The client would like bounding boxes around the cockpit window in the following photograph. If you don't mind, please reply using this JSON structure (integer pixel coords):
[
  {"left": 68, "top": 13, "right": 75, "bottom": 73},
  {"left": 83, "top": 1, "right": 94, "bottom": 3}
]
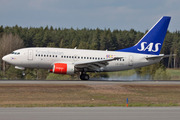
[{"left": 11, "top": 52, "right": 20, "bottom": 55}]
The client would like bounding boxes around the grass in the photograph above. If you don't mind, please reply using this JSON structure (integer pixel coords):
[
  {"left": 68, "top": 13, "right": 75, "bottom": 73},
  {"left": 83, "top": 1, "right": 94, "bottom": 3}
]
[
  {"left": 167, "top": 68, "right": 180, "bottom": 80},
  {"left": 108, "top": 68, "right": 180, "bottom": 80},
  {"left": 0, "top": 84, "right": 180, "bottom": 107}
]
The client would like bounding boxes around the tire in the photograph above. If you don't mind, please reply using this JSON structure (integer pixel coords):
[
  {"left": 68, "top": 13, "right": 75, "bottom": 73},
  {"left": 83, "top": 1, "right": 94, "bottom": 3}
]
[
  {"left": 84, "top": 74, "right": 89, "bottom": 80},
  {"left": 80, "top": 74, "right": 83, "bottom": 80},
  {"left": 80, "top": 74, "right": 89, "bottom": 80}
]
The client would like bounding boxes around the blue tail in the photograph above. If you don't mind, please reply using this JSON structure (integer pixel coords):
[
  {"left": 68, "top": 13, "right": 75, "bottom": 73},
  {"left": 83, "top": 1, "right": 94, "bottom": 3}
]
[{"left": 116, "top": 16, "right": 171, "bottom": 55}]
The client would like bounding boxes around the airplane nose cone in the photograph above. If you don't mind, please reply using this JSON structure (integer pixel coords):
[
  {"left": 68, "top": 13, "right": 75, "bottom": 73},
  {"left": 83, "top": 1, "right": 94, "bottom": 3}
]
[
  {"left": 2, "top": 56, "right": 5, "bottom": 61},
  {"left": 2, "top": 55, "right": 8, "bottom": 62}
]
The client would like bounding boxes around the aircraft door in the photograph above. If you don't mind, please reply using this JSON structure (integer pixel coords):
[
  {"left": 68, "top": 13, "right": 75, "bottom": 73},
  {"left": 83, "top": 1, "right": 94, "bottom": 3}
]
[
  {"left": 28, "top": 50, "right": 33, "bottom": 60},
  {"left": 128, "top": 55, "right": 133, "bottom": 66}
]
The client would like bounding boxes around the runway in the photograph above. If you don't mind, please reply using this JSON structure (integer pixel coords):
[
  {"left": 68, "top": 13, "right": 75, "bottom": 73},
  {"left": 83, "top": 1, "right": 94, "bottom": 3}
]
[
  {"left": 0, "top": 80, "right": 180, "bottom": 85},
  {"left": 0, "top": 81, "right": 180, "bottom": 120},
  {"left": 0, "top": 107, "right": 180, "bottom": 120}
]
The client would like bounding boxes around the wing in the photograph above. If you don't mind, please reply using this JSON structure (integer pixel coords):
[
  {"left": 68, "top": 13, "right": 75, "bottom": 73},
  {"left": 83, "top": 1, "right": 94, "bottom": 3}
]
[{"left": 74, "top": 57, "right": 123, "bottom": 72}]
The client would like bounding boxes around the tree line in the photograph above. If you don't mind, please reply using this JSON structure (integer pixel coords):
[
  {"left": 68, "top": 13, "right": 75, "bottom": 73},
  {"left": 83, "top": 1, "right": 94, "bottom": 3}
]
[{"left": 0, "top": 25, "right": 179, "bottom": 80}]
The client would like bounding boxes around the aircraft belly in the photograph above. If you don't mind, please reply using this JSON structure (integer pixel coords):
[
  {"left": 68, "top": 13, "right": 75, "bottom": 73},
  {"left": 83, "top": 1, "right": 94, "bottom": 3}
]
[
  {"left": 19, "top": 61, "right": 52, "bottom": 69},
  {"left": 35, "top": 61, "right": 52, "bottom": 69}
]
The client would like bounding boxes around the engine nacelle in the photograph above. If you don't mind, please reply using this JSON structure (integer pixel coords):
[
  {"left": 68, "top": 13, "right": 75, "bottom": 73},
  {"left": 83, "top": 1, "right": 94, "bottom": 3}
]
[{"left": 52, "top": 63, "right": 74, "bottom": 75}]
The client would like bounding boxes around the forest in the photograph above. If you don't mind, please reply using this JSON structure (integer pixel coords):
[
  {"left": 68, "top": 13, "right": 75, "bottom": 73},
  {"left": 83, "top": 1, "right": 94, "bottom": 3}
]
[{"left": 0, "top": 25, "right": 179, "bottom": 80}]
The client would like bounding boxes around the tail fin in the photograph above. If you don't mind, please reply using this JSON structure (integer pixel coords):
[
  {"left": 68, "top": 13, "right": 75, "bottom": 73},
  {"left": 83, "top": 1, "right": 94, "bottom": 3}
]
[{"left": 116, "top": 16, "right": 171, "bottom": 55}]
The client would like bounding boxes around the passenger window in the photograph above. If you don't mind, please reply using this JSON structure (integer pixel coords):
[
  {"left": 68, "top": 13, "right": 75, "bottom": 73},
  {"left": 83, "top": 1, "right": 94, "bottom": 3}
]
[
  {"left": 72, "top": 56, "right": 74, "bottom": 58},
  {"left": 41, "top": 55, "right": 43, "bottom": 57},
  {"left": 47, "top": 55, "right": 48, "bottom": 57},
  {"left": 78, "top": 56, "right": 80, "bottom": 59},
  {"left": 69, "top": 56, "right": 71, "bottom": 58},
  {"left": 50, "top": 55, "right": 51, "bottom": 57},
  {"left": 44, "top": 55, "right": 46, "bottom": 57},
  {"left": 81, "top": 57, "right": 83, "bottom": 59},
  {"left": 11, "top": 52, "right": 14, "bottom": 54},
  {"left": 75, "top": 56, "right": 76, "bottom": 58},
  {"left": 53, "top": 55, "right": 54, "bottom": 57},
  {"left": 38, "top": 54, "right": 40, "bottom": 57},
  {"left": 90, "top": 57, "right": 91, "bottom": 59},
  {"left": 61, "top": 56, "right": 63, "bottom": 58},
  {"left": 95, "top": 57, "right": 97, "bottom": 60},
  {"left": 36, "top": 54, "right": 37, "bottom": 56},
  {"left": 98, "top": 58, "right": 100, "bottom": 60},
  {"left": 64, "top": 56, "right": 66, "bottom": 58},
  {"left": 84, "top": 57, "right": 86, "bottom": 59},
  {"left": 93, "top": 57, "right": 94, "bottom": 59},
  {"left": 67, "top": 56, "right": 68, "bottom": 58},
  {"left": 56, "top": 55, "right": 57, "bottom": 57}
]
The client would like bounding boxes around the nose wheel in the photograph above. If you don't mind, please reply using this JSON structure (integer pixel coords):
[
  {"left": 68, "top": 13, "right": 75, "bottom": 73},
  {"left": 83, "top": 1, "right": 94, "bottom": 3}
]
[
  {"left": 80, "top": 74, "right": 89, "bottom": 80},
  {"left": 22, "top": 71, "right": 25, "bottom": 76}
]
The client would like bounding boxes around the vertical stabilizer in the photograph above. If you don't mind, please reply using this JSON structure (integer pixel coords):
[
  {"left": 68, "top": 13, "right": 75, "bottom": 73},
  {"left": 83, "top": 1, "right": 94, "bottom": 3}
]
[{"left": 116, "top": 16, "right": 171, "bottom": 55}]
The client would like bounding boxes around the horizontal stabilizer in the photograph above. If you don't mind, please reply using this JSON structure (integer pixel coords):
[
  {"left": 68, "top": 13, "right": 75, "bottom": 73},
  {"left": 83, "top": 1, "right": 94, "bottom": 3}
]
[{"left": 145, "top": 54, "right": 176, "bottom": 60}]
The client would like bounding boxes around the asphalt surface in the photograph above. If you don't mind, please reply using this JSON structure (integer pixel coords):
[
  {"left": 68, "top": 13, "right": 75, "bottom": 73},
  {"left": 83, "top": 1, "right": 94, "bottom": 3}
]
[
  {"left": 0, "top": 81, "right": 180, "bottom": 120},
  {"left": 0, "top": 80, "right": 180, "bottom": 85},
  {"left": 0, "top": 107, "right": 180, "bottom": 120}
]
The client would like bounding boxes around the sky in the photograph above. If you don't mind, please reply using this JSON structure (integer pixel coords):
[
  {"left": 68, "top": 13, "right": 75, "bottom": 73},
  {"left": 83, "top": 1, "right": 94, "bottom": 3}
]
[{"left": 0, "top": 0, "right": 180, "bottom": 32}]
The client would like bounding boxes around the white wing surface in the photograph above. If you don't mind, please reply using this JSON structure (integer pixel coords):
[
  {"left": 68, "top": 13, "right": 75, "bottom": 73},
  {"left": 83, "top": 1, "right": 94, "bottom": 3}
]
[{"left": 74, "top": 57, "right": 123, "bottom": 71}]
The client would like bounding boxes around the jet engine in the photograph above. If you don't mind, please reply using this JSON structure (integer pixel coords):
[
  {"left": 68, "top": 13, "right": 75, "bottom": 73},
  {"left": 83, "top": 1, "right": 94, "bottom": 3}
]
[{"left": 49, "top": 63, "right": 74, "bottom": 75}]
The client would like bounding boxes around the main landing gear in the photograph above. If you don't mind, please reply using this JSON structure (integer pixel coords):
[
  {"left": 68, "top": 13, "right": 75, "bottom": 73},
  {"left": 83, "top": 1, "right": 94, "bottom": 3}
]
[{"left": 80, "top": 73, "right": 89, "bottom": 80}]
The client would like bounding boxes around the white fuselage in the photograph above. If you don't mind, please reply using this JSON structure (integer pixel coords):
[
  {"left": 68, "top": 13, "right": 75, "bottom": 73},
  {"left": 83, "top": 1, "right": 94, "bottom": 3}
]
[{"left": 2, "top": 47, "right": 161, "bottom": 72}]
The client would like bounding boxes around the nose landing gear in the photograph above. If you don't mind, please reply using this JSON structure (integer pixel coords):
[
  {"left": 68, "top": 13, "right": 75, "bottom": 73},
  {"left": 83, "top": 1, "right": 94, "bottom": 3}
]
[{"left": 22, "top": 71, "right": 25, "bottom": 76}]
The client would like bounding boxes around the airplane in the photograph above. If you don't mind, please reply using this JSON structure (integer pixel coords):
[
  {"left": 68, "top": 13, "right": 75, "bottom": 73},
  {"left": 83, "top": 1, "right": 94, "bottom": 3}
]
[{"left": 2, "top": 16, "right": 172, "bottom": 80}]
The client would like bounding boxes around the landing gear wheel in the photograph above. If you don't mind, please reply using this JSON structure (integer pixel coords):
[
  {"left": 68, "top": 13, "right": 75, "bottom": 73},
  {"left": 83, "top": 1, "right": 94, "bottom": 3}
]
[
  {"left": 22, "top": 71, "right": 25, "bottom": 76},
  {"left": 80, "top": 74, "right": 89, "bottom": 80},
  {"left": 80, "top": 74, "right": 83, "bottom": 80},
  {"left": 84, "top": 74, "right": 89, "bottom": 80}
]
